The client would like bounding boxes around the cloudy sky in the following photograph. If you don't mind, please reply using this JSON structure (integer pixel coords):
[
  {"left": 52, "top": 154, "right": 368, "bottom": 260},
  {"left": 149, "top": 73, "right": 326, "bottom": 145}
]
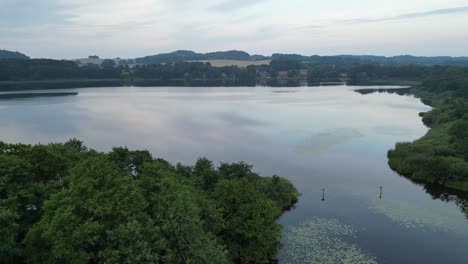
[{"left": 1, "top": 0, "right": 468, "bottom": 59}]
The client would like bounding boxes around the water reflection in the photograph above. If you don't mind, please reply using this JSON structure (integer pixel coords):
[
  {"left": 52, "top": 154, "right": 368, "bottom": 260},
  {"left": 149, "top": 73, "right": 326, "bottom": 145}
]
[
  {"left": 295, "top": 128, "right": 364, "bottom": 155},
  {"left": 423, "top": 183, "right": 468, "bottom": 221},
  {"left": 356, "top": 88, "right": 468, "bottom": 222},
  {"left": 0, "top": 92, "right": 78, "bottom": 100},
  {"left": 354, "top": 87, "right": 411, "bottom": 96},
  {"left": 0, "top": 86, "right": 466, "bottom": 263}
]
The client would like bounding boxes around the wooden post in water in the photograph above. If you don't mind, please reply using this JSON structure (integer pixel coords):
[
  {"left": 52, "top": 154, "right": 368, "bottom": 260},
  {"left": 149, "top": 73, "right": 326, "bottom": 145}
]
[
  {"left": 322, "top": 188, "right": 325, "bottom": 201},
  {"left": 379, "top": 186, "right": 383, "bottom": 199}
]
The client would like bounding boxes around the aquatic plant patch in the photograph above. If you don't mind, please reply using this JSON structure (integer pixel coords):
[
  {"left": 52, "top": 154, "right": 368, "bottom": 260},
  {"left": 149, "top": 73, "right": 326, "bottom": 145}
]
[{"left": 281, "top": 218, "right": 378, "bottom": 264}]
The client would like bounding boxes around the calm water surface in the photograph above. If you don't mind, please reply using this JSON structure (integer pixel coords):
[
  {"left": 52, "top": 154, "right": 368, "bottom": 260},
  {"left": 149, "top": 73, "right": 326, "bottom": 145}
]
[{"left": 0, "top": 86, "right": 467, "bottom": 263}]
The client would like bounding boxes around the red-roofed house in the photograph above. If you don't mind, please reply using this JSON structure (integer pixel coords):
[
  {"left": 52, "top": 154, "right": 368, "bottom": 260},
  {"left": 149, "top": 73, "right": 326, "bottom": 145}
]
[
  {"left": 259, "top": 71, "right": 271, "bottom": 78},
  {"left": 277, "top": 71, "right": 289, "bottom": 79}
]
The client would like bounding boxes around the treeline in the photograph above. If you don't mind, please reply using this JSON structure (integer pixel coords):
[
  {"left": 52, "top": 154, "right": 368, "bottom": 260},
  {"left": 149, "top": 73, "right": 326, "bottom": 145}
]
[
  {"left": 0, "top": 59, "right": 121, "bottom": 81},
  {"left": 132, "top": 62, "right": 258, "bottom": 86},
  {"left": 0, "top": 57, "right": 459, "bottom": 90},
  {"left": 271, "top": 54, "right": 468, "bottom": 67},
  {"left": 265, "top": 60, "right": 450, "bottom": 85},
  {"left": 308, "top": 63, "right": 448, "bottom": 85},
  {"left": 0, "top": 139, "right": 299, "bottom": 263},
  {"left": 388, "top": 67, "right": 468, "bottom": 191}
]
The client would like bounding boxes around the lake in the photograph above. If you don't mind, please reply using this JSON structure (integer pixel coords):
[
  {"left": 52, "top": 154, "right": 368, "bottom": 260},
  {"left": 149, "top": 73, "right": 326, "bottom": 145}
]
[{"left": 0, "top": 86, "right": 467, "bottom": 263}]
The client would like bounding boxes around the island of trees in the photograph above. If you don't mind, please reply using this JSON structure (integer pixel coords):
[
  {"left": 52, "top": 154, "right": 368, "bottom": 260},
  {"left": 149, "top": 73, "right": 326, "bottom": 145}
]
[{"left": 0, "top": 139, "right": 299, "bottom": 263}]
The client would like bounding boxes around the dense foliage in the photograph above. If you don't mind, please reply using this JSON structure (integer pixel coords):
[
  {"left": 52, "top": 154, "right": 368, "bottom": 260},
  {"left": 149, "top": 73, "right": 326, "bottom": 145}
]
[
  {"left": 388, "top": 67, "right": 468, "bottom": 191},
  {"left": 271, "top": 54, "right": 468, "bottom": 66},
  {"left": 0, "top": 59, "right": 121, "bottom": 81},
  {"left": 0, "top": 140, "right": 298, "bottom": 263},
  {"left": 131, "top": 62, "right": 258, "bottom": 86}
]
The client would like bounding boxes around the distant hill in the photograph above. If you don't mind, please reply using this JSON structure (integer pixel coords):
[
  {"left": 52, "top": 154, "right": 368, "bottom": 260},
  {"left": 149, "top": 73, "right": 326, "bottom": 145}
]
[
  {"left": 2, "top": 48, "right": 468, "bottom": 66},
  {"left": 135, "top": 50, "right": 268, "bottom": 64},
  {"left": 135, "top": 50, "right": 468, "bottom": 66},
  {"left": 194, "top": 60, "right": 271, "bottom": 68},
  {"left": 271, "top": 53, "right": 468, "bottom": 66},
  {"left": 205, "top": 50, "right": 251, "bottom": 61},
  {"left": 0, "top": 50, "right": 30, "bottom": 60},
  {"left": 74, "top": 57, "right": 135, "bottom": 66},
  {"left": 135, "top": 50, "right": 205, "bottom": 64}
]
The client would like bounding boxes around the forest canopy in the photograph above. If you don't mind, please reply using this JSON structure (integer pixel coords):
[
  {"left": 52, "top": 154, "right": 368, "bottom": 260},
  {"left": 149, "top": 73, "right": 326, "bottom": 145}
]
[{"left": 0, "top": 140, "right": 299, "bottom": 264}]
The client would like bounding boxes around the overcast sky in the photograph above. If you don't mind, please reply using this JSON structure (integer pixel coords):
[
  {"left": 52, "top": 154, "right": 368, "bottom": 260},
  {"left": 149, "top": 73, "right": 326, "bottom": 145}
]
[{"left": 1, "top": 0, "right": 468, "bottom": 59}]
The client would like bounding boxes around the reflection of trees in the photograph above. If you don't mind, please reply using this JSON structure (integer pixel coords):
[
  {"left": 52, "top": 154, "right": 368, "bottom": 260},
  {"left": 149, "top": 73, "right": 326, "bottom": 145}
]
[
  {"left": 393, "top": 174, "right": 468, "bottom": 221},
  {"left": 354, "top": 88, "right": 411, "bottom": 95},
  {"left": 423, "top": 183, "right": 468, "bottom": 221}
]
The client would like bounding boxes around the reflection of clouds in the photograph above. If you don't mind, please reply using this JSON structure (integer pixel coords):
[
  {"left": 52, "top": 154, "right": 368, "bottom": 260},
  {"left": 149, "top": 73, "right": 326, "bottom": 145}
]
[
  {"left": 0, "top": 125, "right": 43, "bottom": 144},
  {"left": 373, "top": 126, "right": 412, "bottom": 136},
  {"left": 0, "top": 101, "right": 82, "bottom": 142},
  {"left": 0, "top": 86, "right": 430, "bottom": 166},
  {"left": 216, "top": 112, "right": 271, "bottom": 127},
  {"left": 295, "top": 128, "right": 364, "bottom": 155},
  {"left": 385, "top": 102, "right": 429, "bottom": 111},
  {"left": 68, "top": 94, "right": 277, "bottom": 163},
  {"left": 271, "top": 90, "right": 298, "bottom": 94},
  {"left": 0, "top": 87, "right": 429, "bottom": 162}
]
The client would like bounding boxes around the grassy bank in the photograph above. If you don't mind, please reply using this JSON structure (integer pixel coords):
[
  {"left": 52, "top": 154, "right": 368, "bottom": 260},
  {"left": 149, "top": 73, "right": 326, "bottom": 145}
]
[{"left": 388, "top": 67, "right": 468, "bottom": 192}]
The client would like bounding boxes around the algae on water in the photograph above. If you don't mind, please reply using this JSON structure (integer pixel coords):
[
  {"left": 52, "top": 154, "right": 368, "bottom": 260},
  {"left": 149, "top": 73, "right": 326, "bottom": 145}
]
[
  {"left": 280, "top": 218, "right": 377, "bottom": 264},
  {"left": 370, "top": 199, "right": 468, "bottom": 234}
]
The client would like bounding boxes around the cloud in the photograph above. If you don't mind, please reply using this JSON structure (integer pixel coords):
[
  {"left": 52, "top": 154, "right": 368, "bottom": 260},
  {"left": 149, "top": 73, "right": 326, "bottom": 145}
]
[
  {"left": 344, "top": 6, "right": 468, "bottom": 23},
  {"left": 210, "top": 0, "right": 266, "bottom": 12},
  {"left": 0, "top": 0, "right": 66, "bottom": 26},
  {"left": 1, "top": 0, "right": 468, "bottom": 57},
  {"left": 217, "top": 112, "right": 271, "bottom": 127},
  {"left": 292, "top": 24, "right": 324, "bottom": 32},
  {"left": 56, "top": 0, "right": 165, "bottom": 26}
]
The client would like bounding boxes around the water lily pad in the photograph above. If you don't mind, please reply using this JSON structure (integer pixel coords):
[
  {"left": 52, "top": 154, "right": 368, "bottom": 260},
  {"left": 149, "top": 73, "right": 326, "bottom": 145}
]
[{"left": 280, "top": 218, "right": 377, "bottom": 264}]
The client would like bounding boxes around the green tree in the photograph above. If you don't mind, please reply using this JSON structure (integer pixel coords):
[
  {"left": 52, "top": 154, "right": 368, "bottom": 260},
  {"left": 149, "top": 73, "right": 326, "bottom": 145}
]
[
  {"left": 101, "top": 59, "right": 116, "bottom": 68},
  {"left": 212, "top": 178, "right": 282, "bottom": 264},
  {"left": 0, "top": 155, "right": 40, "bottom": 234},
  {"left": 218, "top": 161, "right": 256, "bottom": 179},
  {"left": 108, "top": 147, "right": 153, "bottom": 175},
  {"left": 0, "top": 207, "right": 19, "bottom": 263},
  {"left": 24, "top": 156, "right": 155, "bottom": 263},
  {"left": 193, "top": 157, "right": 220, "bottom": 191},
  {"left": 137, "top": 161, "right": 229, "bottom": 264}
]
